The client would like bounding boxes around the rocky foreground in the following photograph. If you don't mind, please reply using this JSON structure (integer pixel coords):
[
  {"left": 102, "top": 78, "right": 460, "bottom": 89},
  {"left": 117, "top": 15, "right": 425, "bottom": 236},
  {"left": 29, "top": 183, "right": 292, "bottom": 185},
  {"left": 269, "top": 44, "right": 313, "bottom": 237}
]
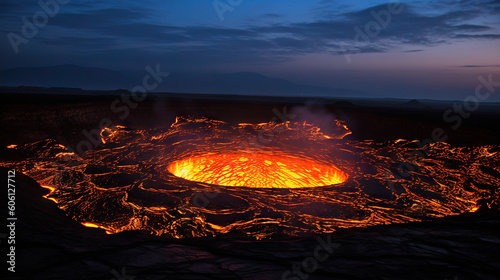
[{"left": 1, "top": 167, "right": 500, "bottom": 280}]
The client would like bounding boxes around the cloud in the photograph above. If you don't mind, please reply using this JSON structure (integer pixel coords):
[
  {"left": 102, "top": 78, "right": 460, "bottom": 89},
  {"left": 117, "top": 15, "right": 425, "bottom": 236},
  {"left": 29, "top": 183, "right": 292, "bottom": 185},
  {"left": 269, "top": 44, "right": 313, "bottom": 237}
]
[
  {"left": 2, "top": 0, "right": 499, "bottom": 68},
  {"left": 451, "top": 24, "right": 491, "bottom": 31},
  {"left": 403, "top": 49, "right": 424, "bottom": 53},
  {"left": 39, "top": 36, "right": 119, "bottom": 48},
  {"left": 453, "top": 34, "right": 500, "bottom": 39},
  {"left": 261, "top": 13, "right": 283, "bottom": 18},
  {"left": 459, "top": 64, "right": 500, "bottom": 67},
  {"left": 48, "top": 8, "right": 152, "bottom": 30},
  {"left": 0, "top": 0, "right": 35, "bottom": 12}
]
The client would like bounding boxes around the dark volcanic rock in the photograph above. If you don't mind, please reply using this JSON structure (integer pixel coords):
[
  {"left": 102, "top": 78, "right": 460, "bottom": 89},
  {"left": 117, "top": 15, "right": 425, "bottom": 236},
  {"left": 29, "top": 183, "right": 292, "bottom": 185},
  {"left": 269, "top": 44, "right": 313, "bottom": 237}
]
[{"left": 1, "top": 167, "right": 500, "bottom": 280}]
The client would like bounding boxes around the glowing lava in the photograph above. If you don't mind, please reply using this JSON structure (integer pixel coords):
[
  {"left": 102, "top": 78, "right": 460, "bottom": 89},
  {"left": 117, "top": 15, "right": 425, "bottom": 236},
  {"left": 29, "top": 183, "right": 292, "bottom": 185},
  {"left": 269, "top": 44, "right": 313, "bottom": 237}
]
[
  {"left": 168, "top": 153, "right": 348, "bottom": 188},
  {"left": 2, "top": 118, "right": 498, "bottom": 239},
  {"left": 41, "top": 185, "right": 58, "bottom": 203}
]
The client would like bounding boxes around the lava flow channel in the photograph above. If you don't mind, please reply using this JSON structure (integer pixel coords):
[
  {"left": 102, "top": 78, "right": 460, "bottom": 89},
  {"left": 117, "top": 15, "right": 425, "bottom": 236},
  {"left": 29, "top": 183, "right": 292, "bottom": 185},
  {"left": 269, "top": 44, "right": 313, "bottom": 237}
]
[{"left": 168, "top": 153, "right": 348, "bottom": 188}]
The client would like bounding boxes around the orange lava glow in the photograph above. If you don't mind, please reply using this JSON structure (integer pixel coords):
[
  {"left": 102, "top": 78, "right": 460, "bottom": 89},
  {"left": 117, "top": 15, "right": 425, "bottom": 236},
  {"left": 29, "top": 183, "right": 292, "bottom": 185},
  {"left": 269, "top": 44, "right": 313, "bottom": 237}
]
[
  {"left": 41, "top": 185, "right": 58, "bottom": 203},
  {"left": 168, "top": 153, "right": 349, "bottom": 188},
  {"left": 3, "top": 118, "right": 498, "bottom": 239},
  {"left": 81, "top": 222, "right": 112, "bottom": 234}
]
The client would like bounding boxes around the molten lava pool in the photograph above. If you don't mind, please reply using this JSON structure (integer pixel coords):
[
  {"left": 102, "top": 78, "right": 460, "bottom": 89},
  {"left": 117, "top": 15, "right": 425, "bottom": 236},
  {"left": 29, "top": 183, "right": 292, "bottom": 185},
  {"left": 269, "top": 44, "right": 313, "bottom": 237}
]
[
  {"left": 3, "top": 117, "right": 499, "bottom": 239},
  {"left": 168, "top": 153, "right": 348, "bottom": 188}
]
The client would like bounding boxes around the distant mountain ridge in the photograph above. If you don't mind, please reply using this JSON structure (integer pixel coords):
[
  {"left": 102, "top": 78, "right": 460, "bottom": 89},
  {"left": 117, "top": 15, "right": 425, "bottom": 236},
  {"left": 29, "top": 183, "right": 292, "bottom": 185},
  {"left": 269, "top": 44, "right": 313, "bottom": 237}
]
[
  {"left": 0, "top": 65, "right": 134, "bottom": 90},
  {"left": 0, "top": 65, "right": 367, "bottom": 97},
  {"left": 160, "top": 72, "right": 366, "bottom": 97}
]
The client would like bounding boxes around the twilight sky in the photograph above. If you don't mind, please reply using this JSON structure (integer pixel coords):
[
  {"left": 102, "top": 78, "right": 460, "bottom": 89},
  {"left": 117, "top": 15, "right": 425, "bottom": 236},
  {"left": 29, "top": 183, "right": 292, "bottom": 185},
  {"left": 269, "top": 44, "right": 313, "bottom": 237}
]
[{"left": 1, "top": 0, "right": 500, "bottom": 100}]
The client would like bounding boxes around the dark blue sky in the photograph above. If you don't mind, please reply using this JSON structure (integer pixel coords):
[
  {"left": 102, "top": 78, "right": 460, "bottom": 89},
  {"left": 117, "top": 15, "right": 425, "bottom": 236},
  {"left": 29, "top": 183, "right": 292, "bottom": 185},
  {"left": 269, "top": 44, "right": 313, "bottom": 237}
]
[{"left": 1, "top": 0, "right": 499, "bottom": 100}]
